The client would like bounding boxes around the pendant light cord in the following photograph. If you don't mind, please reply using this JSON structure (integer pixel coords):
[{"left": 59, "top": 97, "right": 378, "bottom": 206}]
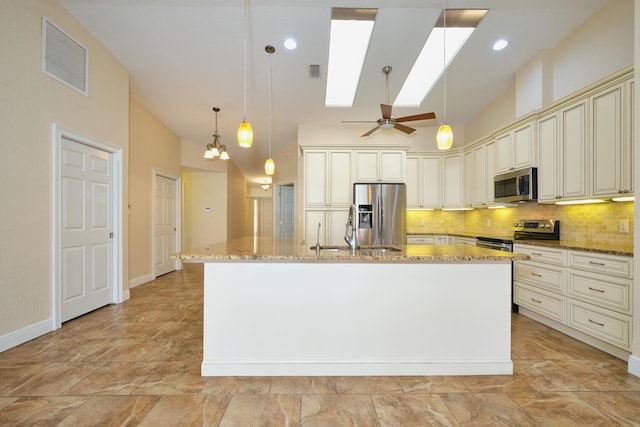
[
  {"left": 268, "top": 49, "right": 272, "bottom": 157},
  {"left": 442, "top": 6, "right": 447, "bottom": 125},
  {"left": 243, "top": 0, "right": 248, "bottom": 120}
]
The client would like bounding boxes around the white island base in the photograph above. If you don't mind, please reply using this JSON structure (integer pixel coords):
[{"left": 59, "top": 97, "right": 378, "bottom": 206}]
[{"left": 202, "top": 261, "right": 513, "bottom": 377}]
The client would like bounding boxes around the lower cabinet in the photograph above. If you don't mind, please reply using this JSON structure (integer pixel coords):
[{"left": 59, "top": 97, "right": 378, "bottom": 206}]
[
  {"left": 407, "top": 235, "right": 448, "bottom": 245},
  {"left": 450, "top": 236, "right": 476, "bottom": 246},
  {"left": 514, "top": 243, "right": 633, "bottom": 353}
]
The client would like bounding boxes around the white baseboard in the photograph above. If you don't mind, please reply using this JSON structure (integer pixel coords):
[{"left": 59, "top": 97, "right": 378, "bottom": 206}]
[
  {"left": 129, "top": 273, "right": 153, "bottom": 289},
  {"left": 629, "top": 355, "right": 640, "bottom": 378},
  {"left": 0, "top": 319, "right": 53, "bottom": 353}
]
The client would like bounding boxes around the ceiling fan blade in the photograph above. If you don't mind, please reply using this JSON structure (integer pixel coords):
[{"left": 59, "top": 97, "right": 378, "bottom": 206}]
[
  {"left": 342, "top": 120, "right": 378, "bottom": 123},
  {"left": 380, "top": 104, "right": 392, "bottom": 120},
  {"left": 394, "top": 123, "right": 416, "bottom": 134},
  {"left": 362, "top": 125, "right": 381, "bottom": 137},
  {"left": 395, "top": 112, "right": 436, "bottom": 123}
]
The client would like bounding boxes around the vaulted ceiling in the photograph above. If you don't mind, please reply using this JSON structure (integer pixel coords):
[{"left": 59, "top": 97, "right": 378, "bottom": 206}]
[{"left": 60, "top": 0, "right": 611, "bottom": 185}]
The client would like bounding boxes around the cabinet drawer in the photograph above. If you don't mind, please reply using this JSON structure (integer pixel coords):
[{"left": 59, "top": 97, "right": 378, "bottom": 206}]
[
  {"left": 567, "top": 298, "right": 632, "bottom": 351},
  {"left": 514, "top": 282, "right": 565, "bottom": 323},
  {"left": 568, "top": 270, "right": 632, "bottom": 315},
  {"left": 407, "top": 236, "right": 436, "bottom": 245},
  {"left": 514, "top": 244, "right": 566, "bottom": 266},
  {"left": 514, "top": 262, "right": 565, "bottom": 293},
  {"left": 567, "top": 251, "right": 632, "bottom": 278}
]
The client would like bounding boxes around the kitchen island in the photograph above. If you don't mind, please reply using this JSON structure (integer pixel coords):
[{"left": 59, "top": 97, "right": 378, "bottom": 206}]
[{"left": 178, "top": 237, "right": 528, "bottom": 377}]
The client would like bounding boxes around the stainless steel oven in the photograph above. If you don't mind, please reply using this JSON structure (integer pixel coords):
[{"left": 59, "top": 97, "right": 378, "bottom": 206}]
[{"left": 476, "top": 237, "right": 513, "bottom": 252}]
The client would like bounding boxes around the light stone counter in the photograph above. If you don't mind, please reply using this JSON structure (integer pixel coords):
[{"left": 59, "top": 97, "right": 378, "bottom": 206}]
[{"left": 177, "top": 237, "right": 529, "bottom": 263}]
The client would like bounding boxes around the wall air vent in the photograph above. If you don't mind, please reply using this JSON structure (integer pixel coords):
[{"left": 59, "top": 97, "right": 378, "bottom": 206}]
[
  {"left": 309, "top": 64, "right": 320, "bottom": 78},
  {"left": 42, "top": 17, "right": 88, "bottom": 95}
]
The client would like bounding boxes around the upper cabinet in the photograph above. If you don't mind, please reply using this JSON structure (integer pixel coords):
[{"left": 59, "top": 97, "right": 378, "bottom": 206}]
[
  {"left": 495, "top": 120, "right": 536, "bottom": 173},
  {"left": 442, "top": 153, "right": 464, "bottom": 208},
  {"left": 590, "top": 80, "right": 634, "bottom": 198},
  {"left": 464, "top": 139, "right": 495, "bottom": 208},
  {"left": 355, "top": 150, "right": 405, "bottom": 182},
  {"left": 406, "top": 155, "right": 441, "bottom": 209},
  {"left": 304, "top": 149, "right": 352, "bottom": 207}
]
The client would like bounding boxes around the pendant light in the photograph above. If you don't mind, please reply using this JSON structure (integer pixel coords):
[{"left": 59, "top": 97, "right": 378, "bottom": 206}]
[
  {"left": 203, "top": 107, "right": 230, "bottom": 160},
  {"left": 237, "top": 0, "right": 253, "bottom": 148},
  {"left": 436, "top": 7, "right": 453, "bottom": 150},
  {"left": 264, "top": 45, "right": 275, "bottom": 175}
]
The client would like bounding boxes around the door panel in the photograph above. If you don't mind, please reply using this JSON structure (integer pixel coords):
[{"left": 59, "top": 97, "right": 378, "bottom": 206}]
[
  {"left": 155, "top": 175, "right": 177, "bottom": 277},
  {"left": 61, "top": 137, "right": 112, "bottom": 322}
]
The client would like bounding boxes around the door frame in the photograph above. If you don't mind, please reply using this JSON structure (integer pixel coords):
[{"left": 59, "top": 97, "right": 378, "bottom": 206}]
[
  {"left": 151, "top": 169, "right": 182, "bottom": 277},
  {"left": 275, "top": 181, "right": 295, "bottom": 239},
  {"left": 52, "top": 124, "right": 124, "bottom": 330}
]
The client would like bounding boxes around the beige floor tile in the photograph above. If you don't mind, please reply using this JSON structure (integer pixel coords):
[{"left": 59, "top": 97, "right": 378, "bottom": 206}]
[
  {"left": 0, "top": 396, "right": 89, "bottom": 425},
  {"left": 7, "top": 362, "right": 100, "bottom": 397},
  {"left": 513, "top": 359, "right": 593, "bottom": 392},
  {"left": 270, "top": 377, "right": 337, "bottom": 394},
  {"left": 83, "top": 339, "right": 158, "bottom": 362},
  {"left": 132, "top": 361, "right": 207, "bottom": 395},
  {"left": 300, "top": 394, "right": 379, "bottom": 426},
  {"left": 220, "top": 394, "right": 301, "bottom": 426},
  {"left": 0, "top": 363, "right": 47, "bottom": 395},
  {"left": 201, "top": 376, "right": 273, "bottom": 395},
  {"left": 57, "top": 395, "right": 159, "bottom": 426},
  {"left": 577, "top": 391, "right": 640, "bottom": 426},
  {"left": 555, "top": 359, "right": 640, "bottom": 391},
  {"left": 398, "top": 376, "right": 470, "bottom": 394},
  {"left": 335, "top": 376, "right": 403, "bottom": 394},
  {"left": 64, "top": 361, "right": 161, "bottom": 395},
  {"left": 0, "top": 397, "right": 19, "bottom": 410},
  {"left": 440, "top": 392, "right": 537, "bottom": 426},
  {"left": 509, "top": 391, "right": 621, "bottom": 426},
  {"left": 372, "top": 393, "right": 460, "bottom": 427},
  {"left": 462, "top": 374, "right": 537, "bottom": 394},
  {"left": 137, "top": 394, "right": 231, "bottom": 426}
]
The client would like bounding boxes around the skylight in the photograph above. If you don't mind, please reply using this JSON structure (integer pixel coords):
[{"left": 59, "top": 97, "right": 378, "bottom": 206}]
[
  {"left": 394, "top": 9, "right": 487, "bottom": 107},
  {"left": 325, "top": 8, "right": 377, "bottom": 107}
]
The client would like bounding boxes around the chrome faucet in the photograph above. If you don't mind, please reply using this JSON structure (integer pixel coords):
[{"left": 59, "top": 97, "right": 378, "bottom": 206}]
[
  {"left": 315, "top": 222, "right": 321, "bottom": 255},
  {"left": 344, "top": 204, "right": 358, "bottom": 251}
]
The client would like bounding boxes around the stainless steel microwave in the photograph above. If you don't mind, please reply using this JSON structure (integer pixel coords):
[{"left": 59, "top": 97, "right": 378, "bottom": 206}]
[{"left": 494, "top": 167, "right": 538, "bottom": 203}]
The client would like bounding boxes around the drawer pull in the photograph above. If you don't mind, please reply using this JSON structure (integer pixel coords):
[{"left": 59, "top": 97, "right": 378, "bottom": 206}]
[
  {"left": 588, "top": 261, "right": 606, "bottom": 266},
  {"left": 588, "top": 318, "right": 605, "bottom": 327},
  {"left": 531, "top": 252, "right": 543, "bottom": 256},
  {"left": 531, "top": 298, "right": 542, "bottom": 304},
  {"left": 531, "top": 273, "right": 542, "bottom": 277},
  {"left": 588, "top": 286, "right": 605, "bottom": 293}
]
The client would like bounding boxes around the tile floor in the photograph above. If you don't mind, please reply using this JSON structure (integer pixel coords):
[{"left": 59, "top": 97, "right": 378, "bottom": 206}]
[{"left": 1, "top": 264, "right": 640, "bottom": 426}]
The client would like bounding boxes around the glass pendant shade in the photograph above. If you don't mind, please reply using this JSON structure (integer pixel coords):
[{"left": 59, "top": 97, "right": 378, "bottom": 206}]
[
  {"left": 220, "top": 146, "right": 230, "bottom": 160},
  {"left": 264, "top": 157, "right": 275, "bottom": 175},
  {"left": 437, "top": 124, "right": 453, "bottom": 150},
  {"left": 237, "top": 121, "right": 253, "bottom": 147}
]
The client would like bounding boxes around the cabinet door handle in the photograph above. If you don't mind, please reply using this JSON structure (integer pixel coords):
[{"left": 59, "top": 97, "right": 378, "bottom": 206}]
[
  {"left": 588, "top": 286, "right": 605, "bottom": 293},
  {"left": 588, "top": 318, "right": 605, "bottom": 327},
  {"left": 531, "top": 273, "right": 542, "bottom": 277},
  {"left": 531, "top": 298, "right": 542, "bottom": 304},
  {"left": 531, "top": 252, "right": 543, "bottom": 256},
  {"left": 588, "top": 261, "right": 606, "bottom": 266}
]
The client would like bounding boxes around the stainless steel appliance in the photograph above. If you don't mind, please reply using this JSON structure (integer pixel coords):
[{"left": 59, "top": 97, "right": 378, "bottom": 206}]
[
  {"left": 476, "top": 236, "right": 513, "bottom": 252},
  {"left": 353, "top": 183, "right": 406, "bottom": 246},
  {"left": 513, "top": 219, "right": 560, "bottom": 240},
  {"left": 494, "top": 167, "right": 538, "bottom": 203}
]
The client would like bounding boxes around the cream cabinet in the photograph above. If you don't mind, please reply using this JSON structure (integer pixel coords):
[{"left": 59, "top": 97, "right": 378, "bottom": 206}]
[
  {"left": 464, "top": 140, "right": 495, "bottom": 208},
  {"left": 537, "top": 100, "right": 588, "bottom": 202},
  {"left": 590, "top": 82, "right": 634, "bottom": 198},
  {"left": 304, "top": 150, "right": 352, "bottom": 207},
  {"left": 442, "top": 153, "right": 463, "bottom": 208},
  {"left": 450, "top": 236, "right": 476, "bottom": 246},
  {"left": 355, "top": 150, "right": 405, "bottom": 182},
  {"left": 406, "top": 155, "right": 441, "bottom": 209},
  {"left": 495, "top": 120, "right": 536, "bottom": 173},
  {"left": 305, "top": 209, "right": 349, "bottom": 247},
  {"left": 407, "top": 235, "right": 448, "bottom": 245},
  {"left": 514, "top": 243, "right": 634, "bottom": 354}
]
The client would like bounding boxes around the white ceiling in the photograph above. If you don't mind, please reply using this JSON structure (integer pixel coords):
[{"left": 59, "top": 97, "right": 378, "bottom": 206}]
[{"left": 60, "top": 0, "right": 611, "bottom": 185}]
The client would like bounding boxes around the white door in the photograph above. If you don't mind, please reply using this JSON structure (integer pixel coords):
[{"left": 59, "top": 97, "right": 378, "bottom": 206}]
[
  {"left": 155, "top": 174, "right": 177, "bottom": 277},
  {"left": 61, "top": 138, "right": 112, "bottom": 322},
  {"left": 279, "top": 184, "right": 294, "bottom": 238}
]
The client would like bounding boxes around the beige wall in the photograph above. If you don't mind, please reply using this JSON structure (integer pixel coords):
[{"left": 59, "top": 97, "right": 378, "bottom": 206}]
[
  {"left": 182, "top": 169, "right": 227, "bottom": 249},
  {"left": 226, "top": 161, "right": 248, "bottom": 239},
  {"left": 0, "top": 1, "right": 129, "bottom": 338},
  {"left": 129, "top": 98, "right": 181, "bottom": 284}
]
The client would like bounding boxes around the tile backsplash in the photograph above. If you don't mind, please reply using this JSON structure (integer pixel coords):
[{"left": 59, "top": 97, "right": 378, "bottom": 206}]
[{"left": 408, "top": 201, "right": 634, "bottom": 247}]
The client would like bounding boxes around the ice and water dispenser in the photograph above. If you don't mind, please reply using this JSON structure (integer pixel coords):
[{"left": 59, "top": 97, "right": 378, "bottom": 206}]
[{"left": 357, "top": 204, "right": 373, "bottom": 230}]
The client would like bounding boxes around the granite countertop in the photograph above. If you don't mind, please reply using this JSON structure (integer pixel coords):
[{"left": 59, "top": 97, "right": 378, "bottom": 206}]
[
  {"left": 176, "top": 237, "right": 529, "bottom": 263},
  {"left": 408, "top": 232, "right": 633, "bottom": 257}
]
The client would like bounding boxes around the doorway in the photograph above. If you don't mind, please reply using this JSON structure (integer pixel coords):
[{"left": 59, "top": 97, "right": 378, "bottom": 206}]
[
  {"left": 153, "top": 171, "right": 181, "bottom": 277},
  {"left": 54, "top": 126, "right": 123, "bottom": 326},
  {"left": 276, "top": 183, "right": 295, "bottom": 239}
]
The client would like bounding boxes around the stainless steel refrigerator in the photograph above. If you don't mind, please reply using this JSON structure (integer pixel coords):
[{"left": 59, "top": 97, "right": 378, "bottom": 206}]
[{"left": 353, "top": 183, "right": 406, "bottom": 246}]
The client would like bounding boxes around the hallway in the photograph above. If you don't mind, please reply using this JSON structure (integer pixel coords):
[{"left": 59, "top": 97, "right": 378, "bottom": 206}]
[{"left": 1, "top": 264, "right": 640, "bottom": 425}]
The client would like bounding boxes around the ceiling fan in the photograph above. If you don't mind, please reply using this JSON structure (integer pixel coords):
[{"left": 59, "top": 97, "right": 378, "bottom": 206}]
[{"left": 345, "top": 66, "right": 436, "bottom": 137}]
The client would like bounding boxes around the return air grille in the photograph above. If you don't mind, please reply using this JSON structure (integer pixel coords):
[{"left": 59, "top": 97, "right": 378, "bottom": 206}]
[
  {"left": 42, "top": 17, "right": 87, "bottom": 94},
  {"left": 309, "top": 64, "right": 320, "bottom": 78}
]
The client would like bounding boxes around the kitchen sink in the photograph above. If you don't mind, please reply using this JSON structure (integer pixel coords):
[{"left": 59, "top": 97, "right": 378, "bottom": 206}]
[{"left": 310, "top": 245, "right": 402, "bottom": 253}]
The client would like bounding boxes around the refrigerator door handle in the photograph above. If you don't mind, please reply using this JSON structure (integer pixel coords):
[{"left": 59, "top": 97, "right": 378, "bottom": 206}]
[{"left": 378, "top": 192, "right": 384, "bottom": 244}]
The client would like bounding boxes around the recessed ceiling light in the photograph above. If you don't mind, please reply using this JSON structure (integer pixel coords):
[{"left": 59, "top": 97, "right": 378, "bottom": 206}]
[
  {"left": 395, "top": 9, "right": 487, "bottom": 107},
  {"left": 325, "top": 8, "right": 377, "bottom": 107},
  {"left": 493, "top": 39, "right": 508, "bottom": 51},
  {"left": 284, "top": 38, "right": 297, "bottom": 50}
]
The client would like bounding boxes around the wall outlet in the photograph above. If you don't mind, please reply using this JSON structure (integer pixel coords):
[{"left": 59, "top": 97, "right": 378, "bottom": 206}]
[
  {"left": 619, "top": 220, "right": 629, "bottom": 233},
  {"left": 420, "top": 218, "right": 426, "bottom": 227}
]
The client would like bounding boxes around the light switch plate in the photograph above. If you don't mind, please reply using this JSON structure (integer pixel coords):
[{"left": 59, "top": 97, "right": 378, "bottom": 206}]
[{"left": 619, "top": 220, "right": 629, "bottom": 233}]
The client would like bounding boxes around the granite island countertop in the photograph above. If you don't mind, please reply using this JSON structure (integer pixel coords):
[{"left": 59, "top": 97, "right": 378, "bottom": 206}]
[
  {"left": 176, "top": 237, "right": 530, "bottom": 263},
  {"left": 408, "top": 232, "right": 633, "bottom": 257}
]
